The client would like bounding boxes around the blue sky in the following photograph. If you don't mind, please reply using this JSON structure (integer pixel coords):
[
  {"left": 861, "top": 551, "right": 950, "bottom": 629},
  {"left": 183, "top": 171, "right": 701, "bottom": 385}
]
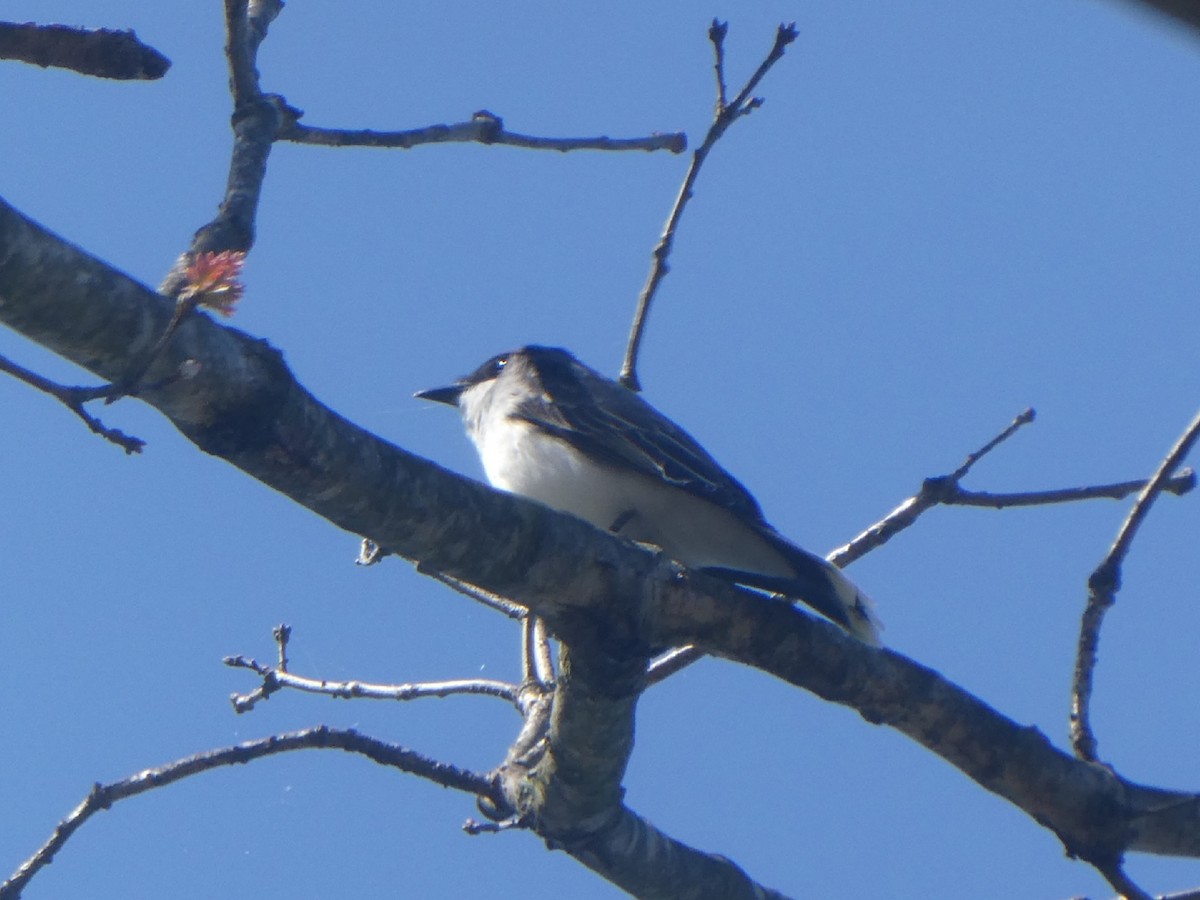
[{"left": 3, "top": 2, "right": 1200, "bottom": 897}]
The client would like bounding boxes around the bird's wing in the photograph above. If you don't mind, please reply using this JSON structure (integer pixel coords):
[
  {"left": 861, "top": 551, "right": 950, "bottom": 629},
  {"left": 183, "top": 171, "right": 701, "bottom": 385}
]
[{"left": 511, "top": 354, "right": 768, "bottom": 524}]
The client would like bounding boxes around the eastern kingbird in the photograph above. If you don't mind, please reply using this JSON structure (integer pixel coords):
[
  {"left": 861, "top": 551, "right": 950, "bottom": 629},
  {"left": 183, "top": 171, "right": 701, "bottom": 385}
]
[{"left": 416, "top": 346, "right": 880, "bottom": 644}]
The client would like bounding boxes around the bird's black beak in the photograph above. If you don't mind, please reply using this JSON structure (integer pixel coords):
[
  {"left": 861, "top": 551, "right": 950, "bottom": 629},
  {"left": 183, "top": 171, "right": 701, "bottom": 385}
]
[{"left": 414, "top": 384, "right": 465, "bottom": 406}]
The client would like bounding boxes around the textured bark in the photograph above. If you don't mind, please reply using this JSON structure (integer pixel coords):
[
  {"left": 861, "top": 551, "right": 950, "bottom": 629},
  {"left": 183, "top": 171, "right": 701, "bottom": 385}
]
[{"left": 2, "top": 195, "right": 1199, "bottom": 890}]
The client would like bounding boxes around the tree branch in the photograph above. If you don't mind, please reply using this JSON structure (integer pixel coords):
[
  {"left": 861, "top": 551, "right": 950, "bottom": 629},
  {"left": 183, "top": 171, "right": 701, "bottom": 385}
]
[
  {"left": 157, "top": 0, "right": 286, "bottom": 299},
  {"left": 620, "top": 21, "right": 798, "bottom": 390},
  {"left": 0, "top": 727, "right": 496, "bottom": 900},
  {"left": 5, "top": 195, "right": 1200, "bottom": 892},
  {"left": 1071, "top": 406, "right": 1200, "bottom": 763},
  {"left": 828, "top": 408, "right": 1193, "bottom": 568},
  {"left": 225, "top": 625, "right": 520, "bottom": 713},
  {"left": 0, "top": 352, "right": 144, "bottom": 453},
  {"left": 280, "top": 112, "right": 685, "bottom": 154},
  {"left": 0, "top": 21, "right": 169, "bottom": 80}
]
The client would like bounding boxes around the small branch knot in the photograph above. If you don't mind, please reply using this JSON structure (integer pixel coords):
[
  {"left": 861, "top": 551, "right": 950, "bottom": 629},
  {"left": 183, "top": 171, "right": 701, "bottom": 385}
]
[{"left": 1088, "top": 560, "right": 1120, "bottom": 597}]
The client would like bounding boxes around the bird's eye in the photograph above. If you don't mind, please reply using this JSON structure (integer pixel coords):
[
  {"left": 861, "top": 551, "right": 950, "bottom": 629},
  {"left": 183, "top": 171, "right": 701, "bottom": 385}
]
[{"left": 492, "top": 356, "right": 508, "bottom": 374}]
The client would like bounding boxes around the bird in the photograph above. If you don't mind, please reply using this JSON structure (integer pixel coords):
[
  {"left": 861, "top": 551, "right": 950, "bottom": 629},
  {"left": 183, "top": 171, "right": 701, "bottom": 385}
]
[{"left": 415, "top": 345, "right": 880, "bottom": 644}]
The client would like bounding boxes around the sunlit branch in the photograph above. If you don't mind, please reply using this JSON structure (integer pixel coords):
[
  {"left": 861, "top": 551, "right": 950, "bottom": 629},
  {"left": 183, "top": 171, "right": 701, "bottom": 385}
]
[
  {"left": 0, "top": 352, "right": 143, "bottom": 453},
  {"left": 281, "top": 113, "right": 685, "bottom": 154},
  {"left": 0, "top": 727, "right": 497, "bottom": 900},
  {"left": 1070, "top": 406, "right": 1200, "bottom": 762},
  {"left": 619, "top": 21, "right": 798, "bottom": 390},
  {"left": 225, "top": 625, "right": 520, "bottom": 713}
]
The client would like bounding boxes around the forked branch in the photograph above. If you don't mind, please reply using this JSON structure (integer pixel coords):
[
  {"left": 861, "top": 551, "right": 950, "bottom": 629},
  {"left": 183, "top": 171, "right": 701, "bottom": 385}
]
[
  {"left": 0, "top": 727, "right": 497, "bottom": 900},
  {"left": 620, "top": 21, "right": 799, "bottom": 390},
  {"left": 1070, "top": 406, "right": 1200, "bottom": 763},
  {"left": 225, "top": 624, "right": 520, "bottom": 713}
]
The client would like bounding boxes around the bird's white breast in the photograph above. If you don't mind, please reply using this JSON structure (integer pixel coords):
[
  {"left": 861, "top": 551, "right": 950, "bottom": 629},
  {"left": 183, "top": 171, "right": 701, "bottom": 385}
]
[
  {"left": 475, "top": 415, "right": 634, "bottom": 530},
  {"left": 457, "top": 375, "right": 793, "bottom": 576}
]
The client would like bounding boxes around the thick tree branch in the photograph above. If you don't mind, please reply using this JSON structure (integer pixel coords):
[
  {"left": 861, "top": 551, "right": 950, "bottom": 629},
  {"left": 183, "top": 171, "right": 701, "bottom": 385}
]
[
  {"left": 653, "top": 578, "right": 1200, "bottom": 864},
  {"left": 4, "top": 197, "right": 1200, "bottom": 890},
  {"left": 0, "top": 21, "right": 169, "bottom": 80}
]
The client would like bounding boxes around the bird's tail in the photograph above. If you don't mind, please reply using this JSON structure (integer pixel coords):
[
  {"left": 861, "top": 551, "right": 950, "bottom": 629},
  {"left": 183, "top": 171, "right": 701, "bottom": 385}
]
[
  {"left": 816, "top": 558, "right": 882, "bottom": 646},
  {"left": 706, "top": 539, "right": 882, "bottom": 645}
]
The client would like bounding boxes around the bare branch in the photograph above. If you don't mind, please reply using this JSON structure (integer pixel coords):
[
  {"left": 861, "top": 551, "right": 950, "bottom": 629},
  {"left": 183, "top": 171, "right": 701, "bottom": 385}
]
[
  {"left": 532, "top": 617, "right": 555, "bottom": 684},
  {"left": 949, "top": 471, "right": 1194, "bottom": 508},
  {"left": 1071, "top": 406, "right": 1200, "bottom": 762},
  {"left": 522, "top": 616, "right": 556, "bottom": 686},
  {"left": 646, "top": 643, "right": 704, "bottom": 685},
  {"left": 950, "top": 407, "right": 1036, "bottom": 481},
  {"left": 830, "top": 408, "right": 1033, "bottom": 564},
  {"left": 0, "top": 727, "right": 497, "bottom": 900},
  {"left": 0, "top": 21, "right": 169, "bottom": 80},
  {"left": 1097, "top": 861, "right": 1155, "bottom": 900},
  {"left": 829, "top": 408, "right": 1193, "bottom": 568},
  {"left": 8, "top": 197, "right": 1200, "bottom": 885},
  {"left": 227, "top": 657, "right": 519, "bottom": 712},
  {"left": 158, "top": 1, "right": 286, "bottom": 298},
  {"left": 224, "top": 0, "right": 282, "bottom": 102},
  {"left": 420, "top": 567, "right": 529, "bottom": 620},
  {"left": 280, "top": 112, "right": 685, "bottom": 154},
  {"left": 620, "top": 22, "right": 798, "bottom": 390},
  {"left": 708, "top": 19, "right": 729, "bottom": 111},
  {"left": 0, "top": 352, "right": 144, "bottom": 453},
  {"left": 226, "top": 625, "right": 520, "bottom": 713}
]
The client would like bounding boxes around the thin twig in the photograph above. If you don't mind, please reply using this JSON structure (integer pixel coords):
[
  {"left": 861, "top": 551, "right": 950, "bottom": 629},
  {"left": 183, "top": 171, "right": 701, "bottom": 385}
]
[
  {"left": 226, "top": 624, "right": 519, "bottom": 713},
  {"left": 226, "top": 655, "right": 519, "bottom": 712},
  {"left": 280, "top": 114, "right": 685, "bottom": 154},
  {"left": 0, "top": 727, "right": 497, "bottom": 900},
  {"left": 530, "top": 616, "right": 555, "bottom": 686},
  {"left": 647, "top": 644, "right": 704, "bottom": 685},
  {"left": 829, "top": 408, "right": 1037, "bottom": 566},
  {"left": 103, "top": 294, "right": 198, "bottom": 399},
  {"left": 521, "top": 616, "right": 539, "bottom": 683},
  {"left": 826, "top": 408, "right": 1191, "bottom": 568},
  {"left": 1070, "top": 406, "right": 1200, "bottom": 762},
  {"left": 463, "top": 814, "right": 526, "bottom": 835},
  {"left": 708, "top": 19, "right": 729, "bottom": 111},
  {"left": 0, "top": 353, "right": 144, "bottom": 453},
  {"left": 420, "top": 566, "right": 529, "bottom": 620},
  {"left": 949, "top": 472, "right": 1194, "bottom": 509},
  {"left": 950, "top": 407, "right": 1036, "bottom": 481},
  {"left": 619, "top": 22, "right": 798, "bottom": 390}
]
